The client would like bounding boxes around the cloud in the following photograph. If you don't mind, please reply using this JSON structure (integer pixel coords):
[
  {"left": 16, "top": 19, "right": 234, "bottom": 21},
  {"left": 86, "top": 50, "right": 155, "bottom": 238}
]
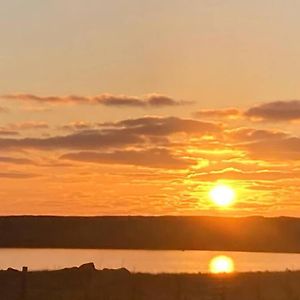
[
  {"left": 245, "top": 100, "right": 300, "bottom": 121},
  {"left": 6, "top": 121, "right": 49, "bottom": 130},
  {"left": 0, "top": 129, "right": 19, "bottom": 136},
  {"left": 190, "top": 168, "right": 298, "bottom": 181},
  {"left": 193, "top": 100, "right": 300, "bottom": 123},
  {"left": 0, "top": 172, "right": 38, "bottom": 179},
  {"left": 0, "top": 116, "right": 220, "bottom": 155},
  {"left": 194, "top": 108, "right": 241, "bottom": 119},
  {"left": 2, "top": 93, "right": 191, "bottom": 108},
  {"left": 103, "top": 116, "right": 222, "bottom": 136},
  {"left": 0, "top": 129, "right": 143, "bottom": 151},
  {"left": 225, "top": 127, "right": 287, "bottom": 142},
  {"left": 61, "top": 148, "right": 195, "bottom": 169},
  {"left": 240, "top": 136, "right": 300, "bottom": 160},
  {"left": 222, "top": 127, "right": 300, "bottom": 161},
  {"left": 60, "top": 121, "right": 97, "bottom": 131},
  {"left": 0, "top": 156, "right": 33, "bottom": 165}
]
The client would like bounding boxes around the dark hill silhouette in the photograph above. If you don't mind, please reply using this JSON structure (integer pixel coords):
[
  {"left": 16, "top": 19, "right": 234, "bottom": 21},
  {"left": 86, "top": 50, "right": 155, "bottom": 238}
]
[{"left": 1, "top": 215, "right": 300, "bottom": 253}]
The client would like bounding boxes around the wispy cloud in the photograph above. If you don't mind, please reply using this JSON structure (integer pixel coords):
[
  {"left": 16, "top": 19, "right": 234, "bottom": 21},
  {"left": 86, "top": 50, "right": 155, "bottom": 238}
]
[
  {"left": 194, "top": 100, "right": 300, "bottom": 122},
  {"left": 102, "top": 116, "right": 222, "bottom": 136},
  {"left": 0, "top": 129, "right": 143, "bottom": 150},
  {"left": 194, "top": 108, "right": 241, "bottom": 119},
  {"left": 2, "top": 93, "right": 192, "bottom": 108},
  {"left": 0, "top": 171, "right": 38, "bottom": 179},
  {"left": 6, "top": 121, "right": 49, "bottom": 130},
  {"left": 61, "top": 148, "right": 195, "bottom": 169},
  {"left": 190, "top": 169, "right": 299, "bottom": 181},
  {"left": 0, "top": 129, "right": 19, "bottom": 136},
  {"left": 0, "top": 156, "right": 33, "bottom": 165},
  {"left": 59, "top": 121, "right": 97, "bottom": 131}
]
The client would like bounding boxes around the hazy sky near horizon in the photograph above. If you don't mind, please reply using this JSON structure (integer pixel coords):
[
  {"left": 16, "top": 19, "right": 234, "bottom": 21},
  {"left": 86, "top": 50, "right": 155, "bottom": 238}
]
[{"left": 1, "top": 0, "right": 300, "bottom": 216}]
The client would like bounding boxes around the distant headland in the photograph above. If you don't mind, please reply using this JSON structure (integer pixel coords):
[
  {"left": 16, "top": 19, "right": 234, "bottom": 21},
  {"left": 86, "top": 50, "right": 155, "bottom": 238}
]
[{"left": 1, "top": 215, "right": 300, "bottom": 253}]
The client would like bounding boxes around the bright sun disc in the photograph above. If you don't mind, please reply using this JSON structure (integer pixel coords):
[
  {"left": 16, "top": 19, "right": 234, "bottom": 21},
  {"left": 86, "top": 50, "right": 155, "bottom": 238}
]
[
  {"left": 210, "top": 184, "right": 235, "bottom": 207},
  {"left": 209, "top": 255, "right": 235, "bottom": 274}
]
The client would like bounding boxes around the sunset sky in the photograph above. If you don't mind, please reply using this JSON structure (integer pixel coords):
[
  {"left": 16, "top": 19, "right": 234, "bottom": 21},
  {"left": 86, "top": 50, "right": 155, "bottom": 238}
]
[{"left": 1, "top": 0, "right": 300, "bottom": 216}]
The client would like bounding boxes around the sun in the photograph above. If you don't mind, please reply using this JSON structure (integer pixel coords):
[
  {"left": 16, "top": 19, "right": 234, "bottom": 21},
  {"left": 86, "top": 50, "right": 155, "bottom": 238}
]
[
  {"left": 209, "top": 184, "right": 235, "bottom": 207},
  {"left": 209, "top": 255, "right": 235, "bottom": 274}
]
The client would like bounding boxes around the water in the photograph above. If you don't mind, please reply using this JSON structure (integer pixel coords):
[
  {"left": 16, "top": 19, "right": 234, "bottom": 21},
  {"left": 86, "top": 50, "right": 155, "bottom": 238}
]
[{"left": 1, "top": 248, "right": 300, "bottom": 274}]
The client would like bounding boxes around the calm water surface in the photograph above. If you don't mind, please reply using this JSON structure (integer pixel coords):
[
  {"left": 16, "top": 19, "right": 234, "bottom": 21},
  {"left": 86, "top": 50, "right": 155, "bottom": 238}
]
[{"left": 1, "top": 249, "right": 300, "bottom": 274}]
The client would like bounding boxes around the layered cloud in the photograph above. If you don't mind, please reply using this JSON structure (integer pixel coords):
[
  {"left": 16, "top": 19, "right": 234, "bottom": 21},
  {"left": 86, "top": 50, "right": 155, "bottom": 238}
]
[
  {"left": 0, "top": 129, "right": 143, "bottom": 150},
  {"left": 102, "top": 116, "right": 222, "bottom": 136},
  {"left": 1, "top": 96, "right": 300, "bottom": 215},
  {"left": 0, "top": 116, "right": 221, "bottom": 151},
  {"left": 2, "top": 93, "right": 191, "bottom": 108}
]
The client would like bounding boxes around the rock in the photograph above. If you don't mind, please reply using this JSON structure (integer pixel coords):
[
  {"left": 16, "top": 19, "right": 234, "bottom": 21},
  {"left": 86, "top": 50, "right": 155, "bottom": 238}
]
[
  {"left": 102, "top": 267, "right": 130, "bottom": 276},
  {"left": 79, "top": 262, "right": 96, "bottom": 271},
  {"left": 6, "top": 267, "right": 19, "bottom": 272}
]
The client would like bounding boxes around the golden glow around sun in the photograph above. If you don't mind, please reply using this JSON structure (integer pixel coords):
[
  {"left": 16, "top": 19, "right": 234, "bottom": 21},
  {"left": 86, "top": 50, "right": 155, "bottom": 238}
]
[
  {"left": 209, "top": 184, "right": 235, "bottom": 207},
  {"left": 209, "top": 255, "right": 235, "bottom": 274}
]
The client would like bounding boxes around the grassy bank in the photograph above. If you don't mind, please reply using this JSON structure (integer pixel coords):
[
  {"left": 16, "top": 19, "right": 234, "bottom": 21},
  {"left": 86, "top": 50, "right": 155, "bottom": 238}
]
[{"left": 1, "top": 264, "right": 300, "bottom": 300}]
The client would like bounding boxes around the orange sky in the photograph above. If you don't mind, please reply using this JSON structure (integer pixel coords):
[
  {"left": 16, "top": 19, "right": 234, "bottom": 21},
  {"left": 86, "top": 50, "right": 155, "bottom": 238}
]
[{"left": 1, "top": 1, "right": 300, "bottom": 216}]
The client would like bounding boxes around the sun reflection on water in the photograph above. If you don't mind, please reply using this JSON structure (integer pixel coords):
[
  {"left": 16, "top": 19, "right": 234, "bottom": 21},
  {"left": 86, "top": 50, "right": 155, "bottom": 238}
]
[{"left": 209, "top": 255, "right": 235, "bottom": 274}]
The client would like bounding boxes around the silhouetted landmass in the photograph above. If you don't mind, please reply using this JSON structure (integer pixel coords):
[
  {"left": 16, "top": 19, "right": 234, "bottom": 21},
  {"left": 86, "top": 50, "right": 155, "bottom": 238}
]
[
  {"left": 1, "top": 264, "right": 300, "bottom": 300},
  {"left": 1, "top": 216, "right": 300, "bottom": 252}
]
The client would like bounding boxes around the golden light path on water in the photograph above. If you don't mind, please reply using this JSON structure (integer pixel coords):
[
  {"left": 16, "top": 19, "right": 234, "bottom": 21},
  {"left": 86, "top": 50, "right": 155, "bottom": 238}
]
[{"left": 209, "top": 255, "right": 235, "bottom": 274}]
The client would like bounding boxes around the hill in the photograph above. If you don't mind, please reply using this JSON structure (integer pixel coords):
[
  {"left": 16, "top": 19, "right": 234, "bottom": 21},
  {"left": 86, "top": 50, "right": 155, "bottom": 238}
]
[{"left": 0, "top": 215, "right": 300, "bottom": 252}]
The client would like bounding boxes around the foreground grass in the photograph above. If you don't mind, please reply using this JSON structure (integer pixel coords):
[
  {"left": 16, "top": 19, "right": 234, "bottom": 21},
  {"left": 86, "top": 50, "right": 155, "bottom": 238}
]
[{"left": 1, "top": 264, "right": 300, "bottom": 300}]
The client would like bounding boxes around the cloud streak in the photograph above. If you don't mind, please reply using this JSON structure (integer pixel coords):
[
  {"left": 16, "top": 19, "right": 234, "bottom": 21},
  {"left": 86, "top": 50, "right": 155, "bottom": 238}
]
[
  {"left": 103, "top": 116, "right": 222, "bottom": 136},
  {"left": 2, "top": 93, "right": 191, "bottom": 108},
  {"left": 6, "top": 121, "right": 49, "bottom": 130},
  {"left": 194, "top": 108, "right": 241, "bottom": 119},
  {"left": 0, "top": 130, "right": 143, "bottom": 150},
  {"left": 61, "top": 148, "right": 195, "bottom": 169},
  {"left": 0, "top": 129, "right": 19, "bottom": 136},
  {"left": 0, "top": 156, "right": 34, "bottom": 165},
  {"left": 194, "top": 100, "right": 300, "bottom": 122}
]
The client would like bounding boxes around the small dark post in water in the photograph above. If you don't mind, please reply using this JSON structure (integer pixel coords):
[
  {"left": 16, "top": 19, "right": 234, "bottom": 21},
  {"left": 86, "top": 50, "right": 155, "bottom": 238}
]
[{"left": 20, "top": 266, "right": 28, "bottom": 300}]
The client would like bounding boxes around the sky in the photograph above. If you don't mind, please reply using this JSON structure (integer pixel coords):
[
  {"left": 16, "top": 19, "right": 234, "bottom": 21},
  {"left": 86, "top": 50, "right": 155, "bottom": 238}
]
[{"left": 1, "top": 0, "right": 300, "bottom": 216}]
